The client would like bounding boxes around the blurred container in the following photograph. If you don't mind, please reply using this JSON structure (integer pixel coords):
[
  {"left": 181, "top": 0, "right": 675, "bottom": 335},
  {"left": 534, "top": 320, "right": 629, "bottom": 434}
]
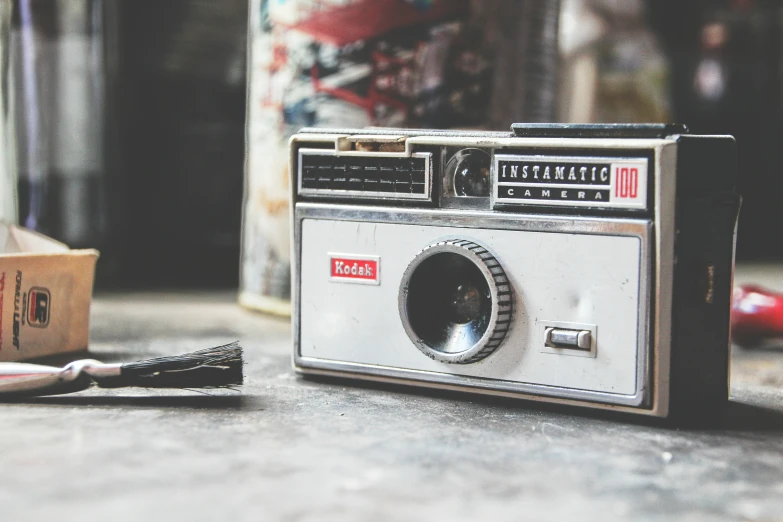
[
  {"left": 3, "top": 0, "right": 250, "bottom": 289},
  {"left": 11, "top": 0, "right": 106, "bottom": 249},
  {"left": 240, "top": 0, "right": 562, "bottom": 315},
  {"left": 0, "top": 0, "right": 18, "bottom": 224}
]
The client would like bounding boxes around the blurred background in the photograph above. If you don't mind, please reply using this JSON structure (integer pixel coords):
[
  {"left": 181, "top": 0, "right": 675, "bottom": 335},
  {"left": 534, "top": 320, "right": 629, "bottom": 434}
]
[{"left": 0, "top": 0, "right": 776, "bottom": 296}]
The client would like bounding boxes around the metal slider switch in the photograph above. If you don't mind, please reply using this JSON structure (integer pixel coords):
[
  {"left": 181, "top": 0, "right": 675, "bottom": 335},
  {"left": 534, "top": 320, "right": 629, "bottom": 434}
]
[{"left": 545, "top": 327, "right": 592, "bottom": 350}]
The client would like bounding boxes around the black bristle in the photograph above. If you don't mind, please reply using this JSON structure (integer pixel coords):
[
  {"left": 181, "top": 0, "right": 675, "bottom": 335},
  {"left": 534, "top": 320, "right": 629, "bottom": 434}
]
[{"left": 104, "top": 342, "right": 244, "bottom": 389}]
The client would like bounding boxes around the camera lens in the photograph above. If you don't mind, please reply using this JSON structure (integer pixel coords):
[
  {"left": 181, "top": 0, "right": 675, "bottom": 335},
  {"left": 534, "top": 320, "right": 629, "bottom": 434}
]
[
  {"left": 448, "top": 282, "right": 483, "bottom": 324},
  {"left": 447, "top": 148, "right": 490, "bottom": 197},
  {"left": 399, "top": 239, "right": 512, "bottom": 364},
  {"left": 406, "top": 253, "right": 491, "bottom": 354}
]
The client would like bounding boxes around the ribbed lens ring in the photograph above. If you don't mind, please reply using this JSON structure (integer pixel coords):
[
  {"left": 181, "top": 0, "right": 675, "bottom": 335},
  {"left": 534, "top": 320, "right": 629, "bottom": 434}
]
[{"left": 399, "top": 239, "right": 512, "bottom": 364}]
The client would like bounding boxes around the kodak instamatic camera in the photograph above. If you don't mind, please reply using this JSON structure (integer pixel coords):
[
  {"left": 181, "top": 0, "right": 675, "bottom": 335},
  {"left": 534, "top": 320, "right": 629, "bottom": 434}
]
[{"left": 289, "top": 124, "right": 740, "bottom": 420}]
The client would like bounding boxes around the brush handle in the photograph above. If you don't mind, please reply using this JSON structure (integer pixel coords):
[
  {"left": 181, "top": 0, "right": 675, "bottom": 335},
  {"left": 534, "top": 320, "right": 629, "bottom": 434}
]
[{"left": 0, "top": 360, "right": 121, "bottom": 396}]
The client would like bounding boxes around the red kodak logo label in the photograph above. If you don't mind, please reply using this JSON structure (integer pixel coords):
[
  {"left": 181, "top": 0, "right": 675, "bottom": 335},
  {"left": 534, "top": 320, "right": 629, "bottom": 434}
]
[{"left": 330, "top": 254, "right": 380, "bottom": 285}]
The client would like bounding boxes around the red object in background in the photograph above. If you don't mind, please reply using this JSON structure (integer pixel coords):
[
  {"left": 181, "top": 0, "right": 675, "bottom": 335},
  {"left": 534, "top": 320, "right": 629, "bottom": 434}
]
[
  {"left": 287, "top": 0, "right": 469, "bottom": 48},
  {"left": 731, "top": 285, "right": 783, "bottom": 346}
]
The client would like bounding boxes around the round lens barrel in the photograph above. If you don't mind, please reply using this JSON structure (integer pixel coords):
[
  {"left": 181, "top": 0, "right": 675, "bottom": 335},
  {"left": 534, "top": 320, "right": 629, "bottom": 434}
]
[{"left": 399, "top": 239, "right": 512, "bottom": 364}]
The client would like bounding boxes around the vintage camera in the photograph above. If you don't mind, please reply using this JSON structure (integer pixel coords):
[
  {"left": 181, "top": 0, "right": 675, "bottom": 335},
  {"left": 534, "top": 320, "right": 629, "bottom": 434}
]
[{"left": 289, "top": 124, "right": 740, "bottom": 420}]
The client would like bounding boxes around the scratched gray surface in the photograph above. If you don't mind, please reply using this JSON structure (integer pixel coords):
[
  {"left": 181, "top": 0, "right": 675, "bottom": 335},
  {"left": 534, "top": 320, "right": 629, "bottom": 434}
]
[{"left": 1, "top": 276, "right": 783, "bottom": 522}]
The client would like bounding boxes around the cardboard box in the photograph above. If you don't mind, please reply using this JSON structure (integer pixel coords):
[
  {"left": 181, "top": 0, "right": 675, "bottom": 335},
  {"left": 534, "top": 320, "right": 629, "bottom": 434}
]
[{"left": 0, "top": 223, "right": 98, "bottom": 361}]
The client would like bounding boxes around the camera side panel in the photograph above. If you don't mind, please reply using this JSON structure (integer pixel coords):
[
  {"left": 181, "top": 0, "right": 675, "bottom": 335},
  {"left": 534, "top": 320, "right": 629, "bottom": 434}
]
[{"left": 669, "top": 136, "right": 740, "bottom": 422}]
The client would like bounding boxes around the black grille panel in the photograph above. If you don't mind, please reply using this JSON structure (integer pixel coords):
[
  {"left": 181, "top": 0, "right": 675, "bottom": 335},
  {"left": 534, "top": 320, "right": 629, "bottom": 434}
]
[{"left": 300, "top": 151, "right": 429, "bottom": 199}]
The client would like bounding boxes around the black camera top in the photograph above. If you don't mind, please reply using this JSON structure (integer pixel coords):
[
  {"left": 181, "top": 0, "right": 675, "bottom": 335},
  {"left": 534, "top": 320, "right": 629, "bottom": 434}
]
[{"left": 510, "top": 123, "right": 689, "bottom": 139}]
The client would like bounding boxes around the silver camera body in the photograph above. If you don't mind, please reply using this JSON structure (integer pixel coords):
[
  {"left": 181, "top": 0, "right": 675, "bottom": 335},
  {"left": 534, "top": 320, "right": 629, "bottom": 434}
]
[{"left": 289, "top": 124, "right": 740, "bottom": 420}]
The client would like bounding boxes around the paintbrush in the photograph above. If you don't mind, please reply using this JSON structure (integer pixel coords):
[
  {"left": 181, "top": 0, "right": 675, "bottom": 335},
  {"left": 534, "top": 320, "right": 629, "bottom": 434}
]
[{"left": 0, "top": 342, "right": 243, "bottom": 397}]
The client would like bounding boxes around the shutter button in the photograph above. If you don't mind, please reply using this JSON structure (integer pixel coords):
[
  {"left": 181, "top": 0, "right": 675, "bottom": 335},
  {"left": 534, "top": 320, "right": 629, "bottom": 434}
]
[{"left": 545, "top": 328, "right": 592, "bottom": 350}]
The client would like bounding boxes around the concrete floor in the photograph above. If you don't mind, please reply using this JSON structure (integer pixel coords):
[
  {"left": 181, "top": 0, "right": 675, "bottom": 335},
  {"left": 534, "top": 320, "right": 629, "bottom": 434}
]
[{"left": 1, "top": 267, "right": 783, "bottom": 521}]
